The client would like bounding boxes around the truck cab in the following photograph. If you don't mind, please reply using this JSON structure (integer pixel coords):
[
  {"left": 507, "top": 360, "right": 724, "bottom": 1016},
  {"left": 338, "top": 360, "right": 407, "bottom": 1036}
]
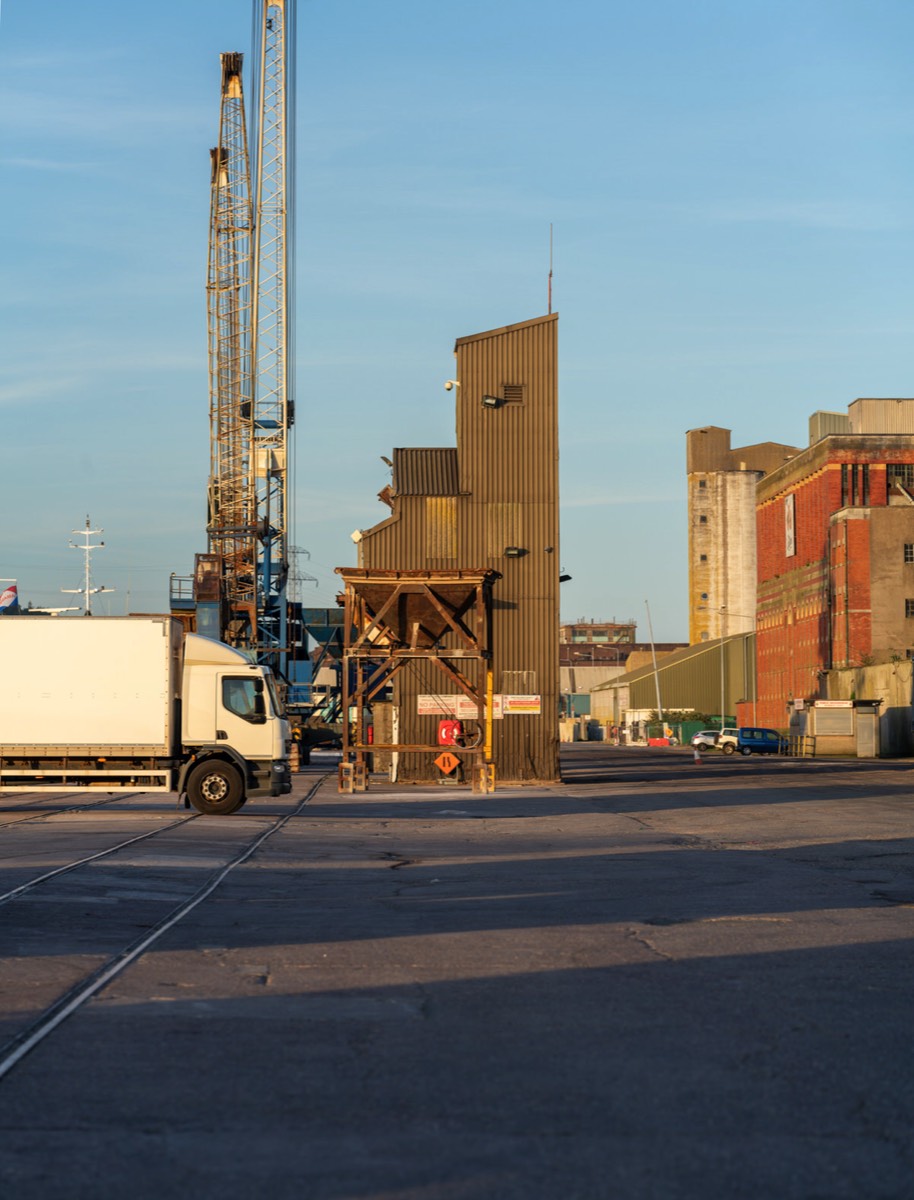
[{"left": 181, "top": 635, "right": 291, "bottom": 813}]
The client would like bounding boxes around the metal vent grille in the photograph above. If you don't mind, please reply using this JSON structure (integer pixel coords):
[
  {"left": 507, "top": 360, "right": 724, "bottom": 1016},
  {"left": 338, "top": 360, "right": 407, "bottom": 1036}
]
[{"left": 503, "top": 383, "right": 525, "bottom": 403}]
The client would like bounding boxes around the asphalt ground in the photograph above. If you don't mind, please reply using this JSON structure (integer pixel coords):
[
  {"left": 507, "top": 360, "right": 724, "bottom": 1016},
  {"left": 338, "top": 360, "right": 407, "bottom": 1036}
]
[{"left": 1, "top": 744, "right": 914, "bottom": 1199}]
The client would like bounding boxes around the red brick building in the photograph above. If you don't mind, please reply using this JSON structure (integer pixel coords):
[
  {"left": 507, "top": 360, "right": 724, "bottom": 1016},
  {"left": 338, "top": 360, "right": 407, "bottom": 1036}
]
[{"left": 754, "top": 433, "right": 914, "bottom": 728}]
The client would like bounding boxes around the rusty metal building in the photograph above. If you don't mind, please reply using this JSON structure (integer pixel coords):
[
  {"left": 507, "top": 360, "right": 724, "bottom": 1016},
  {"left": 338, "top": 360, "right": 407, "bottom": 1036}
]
[{"left": 353, "top": 314, "right": 560, "bottom": 782}]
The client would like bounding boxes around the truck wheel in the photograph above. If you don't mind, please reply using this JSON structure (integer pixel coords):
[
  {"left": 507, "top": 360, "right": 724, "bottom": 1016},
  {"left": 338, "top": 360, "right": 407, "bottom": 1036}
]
[
  {"left": 722, "top": 743, "right": 735, "bottom": 755},
  {"left": 186, "top": 761, "right": 245, "bottom": 815}
]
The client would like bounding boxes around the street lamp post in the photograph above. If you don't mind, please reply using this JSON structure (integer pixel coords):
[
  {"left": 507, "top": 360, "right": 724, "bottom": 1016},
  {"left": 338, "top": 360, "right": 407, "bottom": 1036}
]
[
  {"left": 720, "top": 607, "right": 726, "bottom": 730},
  {"left": 719, "top": 606, "right": 760, "bottom": 729}
]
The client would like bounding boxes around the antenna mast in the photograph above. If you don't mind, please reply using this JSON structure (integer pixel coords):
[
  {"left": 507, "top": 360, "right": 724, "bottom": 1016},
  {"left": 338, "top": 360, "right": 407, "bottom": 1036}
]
[
  {"left": 63, "top": 517, "right": 115, "bottom": 615},
  {"left": 548, "top": 223, "right": 553, "bottom": 315}
]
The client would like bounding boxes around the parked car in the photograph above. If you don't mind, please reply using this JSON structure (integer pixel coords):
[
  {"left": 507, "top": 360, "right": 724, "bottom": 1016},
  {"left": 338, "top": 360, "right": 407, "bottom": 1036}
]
[
  {"left": 691, "top": 730, "right": 720, "bottom": 749},
  {"left": 718, "top": 727, "right": 740, "bottom": 753},
  {"left": 734, "top": 727, "right": 788, "bottom": 756}
]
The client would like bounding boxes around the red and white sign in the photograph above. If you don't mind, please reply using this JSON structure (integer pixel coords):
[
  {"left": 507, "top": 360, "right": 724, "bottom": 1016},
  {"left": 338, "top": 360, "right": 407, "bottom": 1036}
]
[{"left": 418, "top": 694, "right": 505, "bottom": 719}]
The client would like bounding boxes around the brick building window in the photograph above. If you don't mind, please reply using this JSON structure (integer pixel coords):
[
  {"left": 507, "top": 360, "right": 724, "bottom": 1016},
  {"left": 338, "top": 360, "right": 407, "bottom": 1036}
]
[
  {"left": 842, "top": 464, "right": 870, "bottom": 506},
  {"left": 699, "top": 515, "right": 707, "bottom": 524},
  {"left": 700, "top": 554, "right": 708, "bottom": 562},
  {"left": 905, "top": 544, "right": 914, "bottom": 564},
  {"left": 888, "top": 464, "right": 914, "bottom": 490},
  {"left": 906, "top": 599, "right": 914, "bottom": 619}
]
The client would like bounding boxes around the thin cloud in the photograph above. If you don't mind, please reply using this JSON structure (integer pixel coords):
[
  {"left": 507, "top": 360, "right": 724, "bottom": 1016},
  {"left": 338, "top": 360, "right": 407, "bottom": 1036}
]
[
  {"left": 0, "top": 350, "right": 202, "bottom": 407},
  {"left": 0, "top": 374, "right": 83, "bottom": 406},
  {"left": 1, "top": 157, "right": 102, "bottom": 172},
  {"left": 0, "top": 88, "right": 208, "bottom": 143},
  {"left": 0, "top": 46, "right": 130, "bottom": 73},
  {"left": 685, "top": 198, "right": 906, "bottom": 232}
]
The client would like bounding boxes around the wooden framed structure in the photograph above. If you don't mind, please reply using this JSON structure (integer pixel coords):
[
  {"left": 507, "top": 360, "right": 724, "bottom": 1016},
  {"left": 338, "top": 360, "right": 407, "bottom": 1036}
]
[{"left": 336, "top": 568, "right": 500, "bottom": 792}]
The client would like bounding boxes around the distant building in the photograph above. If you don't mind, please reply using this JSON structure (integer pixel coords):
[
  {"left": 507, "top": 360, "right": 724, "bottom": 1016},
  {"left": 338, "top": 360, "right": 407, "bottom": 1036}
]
[
  {"left": 755, "top": 400, "right": 914, "bottom": 728},
  {"left": 559, "top": 636, "right": 686, "bottom": 716},
  {"left": 560, "top": 619, "right": 637, "bottom": 644},
  {"left": 686, "top": 427, "right": 798, "bottom": 645},
  {"left": 590, "top": 633, "right": 756, "bottom": 739}
]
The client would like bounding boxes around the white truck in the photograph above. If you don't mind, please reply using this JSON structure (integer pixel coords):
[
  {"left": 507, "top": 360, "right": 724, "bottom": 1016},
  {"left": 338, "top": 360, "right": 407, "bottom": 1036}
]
[{"left": 0, "top": 615, "right": 291, "bottom": 814}]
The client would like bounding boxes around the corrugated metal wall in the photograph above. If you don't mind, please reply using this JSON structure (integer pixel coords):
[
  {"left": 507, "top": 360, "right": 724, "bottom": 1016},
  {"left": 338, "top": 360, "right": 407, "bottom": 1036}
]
[
  {"left": 392, "top": 448, "right": 459, "bottom": 495},
  {"left": 808, "top": 411, "right": 850, "bottom": 444},
  {"left": 849, "top": 399, "right": 914, "bottom": 435},
  {"left": 357, "top": 314, "right": 560, "bottom": 782},
  {"left": 453, "top": 315, "right": 559, "bottom": 780},
  {"left": 591, "top": 635, "right": 756, "bottom": 723}
]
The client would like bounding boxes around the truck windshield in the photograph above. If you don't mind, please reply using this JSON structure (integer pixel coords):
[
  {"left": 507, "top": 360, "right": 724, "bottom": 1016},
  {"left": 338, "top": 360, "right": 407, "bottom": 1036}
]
[{"left": 264, "top": 673, "right": 285, "bottom": 718}]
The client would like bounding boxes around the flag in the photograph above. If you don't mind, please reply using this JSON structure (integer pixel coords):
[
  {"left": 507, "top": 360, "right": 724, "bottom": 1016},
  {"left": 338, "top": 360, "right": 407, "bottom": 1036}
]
[{"left": 0, "top": 584, "right": 19, "bottom": 614}]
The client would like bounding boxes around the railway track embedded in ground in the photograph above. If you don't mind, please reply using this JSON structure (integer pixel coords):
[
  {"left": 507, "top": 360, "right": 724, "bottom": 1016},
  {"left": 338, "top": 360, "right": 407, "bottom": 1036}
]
[{"left": 0, "top": 774, "right": 327, "bottom": 1081}]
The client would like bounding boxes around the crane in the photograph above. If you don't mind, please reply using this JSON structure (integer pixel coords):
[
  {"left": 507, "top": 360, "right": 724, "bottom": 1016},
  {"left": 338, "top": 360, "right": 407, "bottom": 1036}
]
[
  {"left": 205, "top": 52, "right": 256, "bottom": 646},
  {"left": 177, "top": 2, "right": 300, "bottom": 692},
  {"left": 248, "top": 0, "right": 296, "bottom": 676},
  {"left": 173, "top": 1, "right": 340, "bottom": 741}
]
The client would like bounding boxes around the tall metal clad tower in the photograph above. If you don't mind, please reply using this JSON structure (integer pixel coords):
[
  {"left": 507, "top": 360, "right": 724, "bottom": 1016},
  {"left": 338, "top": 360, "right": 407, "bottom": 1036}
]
[
  {"left": 249, "top": 0, "right": 296, "bottom": 672},
  {"left": 206, "top": 53, "right": 256, "bottom": 646}
]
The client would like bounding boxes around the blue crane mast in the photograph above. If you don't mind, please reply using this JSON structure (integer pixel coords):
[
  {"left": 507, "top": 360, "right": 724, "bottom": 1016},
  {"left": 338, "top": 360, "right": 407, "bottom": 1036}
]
[{"left": 172, "top": 2, "right": 309, "bottom": 707}]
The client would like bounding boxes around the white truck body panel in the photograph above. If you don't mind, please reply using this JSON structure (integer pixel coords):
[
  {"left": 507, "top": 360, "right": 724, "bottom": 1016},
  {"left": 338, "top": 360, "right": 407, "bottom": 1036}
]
[
  {"left": 0, "top": 617, "right": 291, "bottom": 807},
  {"left": 0, "top": 616, "right": 181, "bottom": 753}
]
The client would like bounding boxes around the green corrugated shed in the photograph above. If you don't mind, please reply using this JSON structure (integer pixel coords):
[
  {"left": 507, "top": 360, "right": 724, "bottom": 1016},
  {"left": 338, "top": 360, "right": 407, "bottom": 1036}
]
[{"left": 590, "top": 633, "right": 756, "bottom": 724}]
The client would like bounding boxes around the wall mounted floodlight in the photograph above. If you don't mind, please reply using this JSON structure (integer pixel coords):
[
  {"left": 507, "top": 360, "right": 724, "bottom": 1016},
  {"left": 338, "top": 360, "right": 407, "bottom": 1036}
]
[
  {"left": 504, "top": 546, "right": 526, "bottom": 558},
  {"left": 559, "top": 573, "right": 572, "bottom": 582},
  {"left": 481, "top": 394, "right": 502, "bottom": 409}
]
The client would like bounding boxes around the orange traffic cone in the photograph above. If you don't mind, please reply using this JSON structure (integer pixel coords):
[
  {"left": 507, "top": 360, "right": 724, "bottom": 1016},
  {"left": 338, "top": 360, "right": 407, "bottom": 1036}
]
[{"left": 693, "top": 747, "right": 702, "bottom": 764}]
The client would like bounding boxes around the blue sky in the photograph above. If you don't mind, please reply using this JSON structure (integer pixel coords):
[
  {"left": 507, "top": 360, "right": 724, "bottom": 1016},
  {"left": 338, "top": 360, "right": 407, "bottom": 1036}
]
[{"left": 3, "top": 1, "right": 914, "bottom": 639}]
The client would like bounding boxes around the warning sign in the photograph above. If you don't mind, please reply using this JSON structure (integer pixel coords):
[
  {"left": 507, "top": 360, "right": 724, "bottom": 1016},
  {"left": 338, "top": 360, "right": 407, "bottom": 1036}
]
[
  {"left": 418, "top": 695, "right": 458, "bottom": 715},
  {"left": 418, "top": 695, "right": 505, "bottom": 719},
  {"left": 503, "top": 695, "right": 541, "bottom": 714},
  {"left": 435, "top": 751, "right": 460, "bottom": 775}
]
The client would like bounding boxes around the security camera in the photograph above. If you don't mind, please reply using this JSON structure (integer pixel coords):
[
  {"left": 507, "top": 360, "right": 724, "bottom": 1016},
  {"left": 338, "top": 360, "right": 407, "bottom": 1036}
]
[{"left": 444, "top": 379, "right": 459, "bottom": 391}]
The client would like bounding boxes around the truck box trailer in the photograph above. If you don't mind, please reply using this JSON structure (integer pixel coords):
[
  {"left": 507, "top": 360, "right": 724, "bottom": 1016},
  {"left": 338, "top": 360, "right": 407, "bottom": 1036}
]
[{"left": 0, "top": 615, "right": 291, "bottom": 814}]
